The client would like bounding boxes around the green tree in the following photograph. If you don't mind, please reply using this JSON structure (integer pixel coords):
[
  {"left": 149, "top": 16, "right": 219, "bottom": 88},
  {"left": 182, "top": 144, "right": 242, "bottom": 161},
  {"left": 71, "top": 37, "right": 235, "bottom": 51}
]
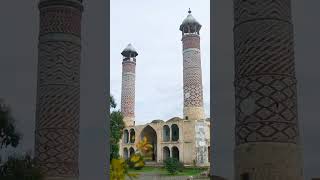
[
  {"left": 0, "top": 99, "right": 43, "bottom": 180},
  {"left": 0, "top": 103, "right": 20, "bottom": 148},
  {"left": 110, "top": 95, "right": 125, "bottom": 161}
]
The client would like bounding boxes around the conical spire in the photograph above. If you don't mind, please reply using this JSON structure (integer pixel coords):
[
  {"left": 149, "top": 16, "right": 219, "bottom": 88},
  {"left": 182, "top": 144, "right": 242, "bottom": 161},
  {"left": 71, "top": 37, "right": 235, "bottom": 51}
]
[{"left": 121, "top": 43, "right": 138, "bottom": 57}]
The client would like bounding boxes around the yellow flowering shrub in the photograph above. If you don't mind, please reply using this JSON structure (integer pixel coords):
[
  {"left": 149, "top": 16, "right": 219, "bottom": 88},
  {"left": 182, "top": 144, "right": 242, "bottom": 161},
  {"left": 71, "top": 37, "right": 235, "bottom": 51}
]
[{"left": 110, "top": 158, "right": 138, "bottom": 180}]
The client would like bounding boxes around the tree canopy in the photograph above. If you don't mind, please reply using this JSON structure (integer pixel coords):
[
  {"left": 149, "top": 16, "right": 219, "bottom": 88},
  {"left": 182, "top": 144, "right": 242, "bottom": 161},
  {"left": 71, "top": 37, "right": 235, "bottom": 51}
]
[
  {"left": 110, "top": 95, "right": 125, "bottom": 160},
  {"left": 0, "top": 102, "right": 20, "bottom": 149}
]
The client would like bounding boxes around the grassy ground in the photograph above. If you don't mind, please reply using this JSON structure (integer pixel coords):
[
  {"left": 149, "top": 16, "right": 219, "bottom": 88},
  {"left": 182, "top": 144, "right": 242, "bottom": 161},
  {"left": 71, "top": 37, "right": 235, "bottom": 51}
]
[{"left": 128, "top": 166, "right": 208, "bottom": 176}]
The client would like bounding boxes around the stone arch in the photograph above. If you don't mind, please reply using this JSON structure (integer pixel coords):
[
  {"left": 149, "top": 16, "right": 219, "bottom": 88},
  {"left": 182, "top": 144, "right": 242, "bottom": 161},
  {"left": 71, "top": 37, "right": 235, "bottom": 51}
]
[
  {"left": 163, "top": 146, "right": 170, "bottom": 161},
  {"left": 129, "top": 129, "right": 135, "bottom": 143},
  {"left": 124, "top": 129, "right": 129, "bottom": 144},
  {"left": 171, "top": 124, "right": 179, "bottom": 141},
  {"left": 172, "top": 146, "right": 179, "bottom": 161},
  {"left": 123, "top": 148, "right": 129, "bottom": 160},
  {"left": 129, "top": 147, "right": 135, "bottom": 157},
  {"left": 163, "top": 125, "right": 170, "bottom": 142},
  {"left": 140, "top": 125, "right": 157, "bottom": 161}
]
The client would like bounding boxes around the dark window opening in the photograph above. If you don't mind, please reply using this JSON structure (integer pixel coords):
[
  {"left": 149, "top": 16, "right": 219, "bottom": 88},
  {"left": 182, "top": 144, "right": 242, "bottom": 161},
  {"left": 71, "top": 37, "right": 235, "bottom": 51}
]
[{"left": 241, "top": 173, "right": 250, "bottom": 180}]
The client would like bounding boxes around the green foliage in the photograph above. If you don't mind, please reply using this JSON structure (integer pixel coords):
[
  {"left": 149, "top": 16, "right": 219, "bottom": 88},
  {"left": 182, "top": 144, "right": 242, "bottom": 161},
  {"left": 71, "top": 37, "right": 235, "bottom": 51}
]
[
  {"left": 163, "top": 158, "right": 183, "bottom": 175},
  {"left": 0, "top": 154, "right": 44, "bottom": 180},
  {"left": 0, "top": 100, "right": 44, "bottom": 179},
  {"left": 110, "top": 95, "right": 117, "bottom": 109},
  {"left": 109, "top": 95, "right": 125, "bottom": 161},
  {"left": 0, "top": 103, "right": 20, "bottom": 149},
  {"left": 110, "top": 158, "right": 138, "bottom": 180},
  {"left": 127, "top": 153, "right": 145, "bottom": 170},
  {"left": 110, "top": 144, "right": 120, "bottom": 160}
]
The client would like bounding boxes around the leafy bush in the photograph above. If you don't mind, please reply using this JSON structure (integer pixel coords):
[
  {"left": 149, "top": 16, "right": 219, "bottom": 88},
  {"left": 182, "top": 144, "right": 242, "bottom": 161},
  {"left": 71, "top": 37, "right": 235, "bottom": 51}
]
[
  {"left": 163, "top": 157, "right": 183, "bottom": 175},
  {"left": 128, "top": 153, "right": 145, "bottom": 170},
  {"left": 110, "top": 158, "right": 138, "bottom": 180},
  {"left": 0, "top": 154, "right": 44, "bottom": 180}
]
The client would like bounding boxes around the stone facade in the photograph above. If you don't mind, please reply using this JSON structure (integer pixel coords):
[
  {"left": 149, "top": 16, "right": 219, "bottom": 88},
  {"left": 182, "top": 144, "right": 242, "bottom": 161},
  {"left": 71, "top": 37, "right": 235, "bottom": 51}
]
[
  {"left": 119, "top": 118, "right": 210, "bottom": 166},
  {"left": 35, "top": 0, "right": 83, "bottom": 180},
  {"left": 233, "top": 0, "right": 303, "bottom": 180}
]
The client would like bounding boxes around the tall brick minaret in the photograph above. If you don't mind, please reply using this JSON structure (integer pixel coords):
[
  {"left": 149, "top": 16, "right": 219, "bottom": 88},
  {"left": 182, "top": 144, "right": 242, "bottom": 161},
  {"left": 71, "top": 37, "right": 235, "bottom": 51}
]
[
  {"left": 180, "top": 9, "right": 205, "bottom": 120},
  {"left": 233, "top": 0, "right": 303, "bottom": 180},
  {"left": 121, "top": 44, "right": 138, "bottom": 127},
  {"left": 35, "top": 0, "right": 83, "bottom": 179}
]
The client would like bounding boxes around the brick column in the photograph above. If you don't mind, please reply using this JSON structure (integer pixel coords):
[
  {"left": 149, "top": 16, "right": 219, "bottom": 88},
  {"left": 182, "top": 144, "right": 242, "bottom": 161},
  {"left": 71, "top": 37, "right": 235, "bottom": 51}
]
[
  {"left": 35, "top": 0, "right": 83, "bottom": 179},
  {"left": 233, "top": 0, "right": 303, "bottom": 179},
  {"left": 121, "top": 44, "right": 138, "bottom": 127},
  {"left": 180, "top": 10, "right": 205, "bottom": 120}
]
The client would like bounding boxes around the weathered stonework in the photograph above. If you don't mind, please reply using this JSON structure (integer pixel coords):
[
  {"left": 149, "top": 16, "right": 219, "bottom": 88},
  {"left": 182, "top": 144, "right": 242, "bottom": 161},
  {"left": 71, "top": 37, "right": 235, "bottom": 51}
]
[
  {"left": 183, "top": 107, "right": 205, "bottom": 121},
  {"left": 181, "top": 15, "right": 205, "bottom": 120},
  {"left": 121, "top": 45, "right": 137, "bottom": 127},
  {"left": 195, "top": 120, "right": 210, "bottom": 166},
  {"left": 234, "top": 143, "right": 303, "bottom": 180},
  {"left": 119, "top": 118, "right": 211, "bottom": 166},
  {"left": 233, "top": 0, "right": 303, "bottom": 179},
  {"left": 35, "top": 0, "right": 83, "bottom": 179}
]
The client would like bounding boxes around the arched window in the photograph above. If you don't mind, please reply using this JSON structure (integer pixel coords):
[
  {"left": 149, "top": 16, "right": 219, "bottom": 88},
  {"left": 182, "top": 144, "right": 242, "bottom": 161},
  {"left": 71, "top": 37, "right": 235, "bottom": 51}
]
[
  {"left": 123, "top": 148, "right": 128, "bottom": 160},
  {"left": 171, "top": 124, "right": 179, "bottom": 141},
  {"left": 124, "top": 130, "right": 129, "bottom": 144},
  {"left": 163, "top": 146, "right": 170, "bottom": 161},
  {"left": 172, "top": 146, "right": 179, "bottom": 161},
  {"left": 163, "top": 125, "right": 170, "bottom": 142},
  {"left": 129, "top": 147, "right": 135, "bottom": 157},
  {"left": 130, "top": 129, "right": 135, "bottom": 143}
]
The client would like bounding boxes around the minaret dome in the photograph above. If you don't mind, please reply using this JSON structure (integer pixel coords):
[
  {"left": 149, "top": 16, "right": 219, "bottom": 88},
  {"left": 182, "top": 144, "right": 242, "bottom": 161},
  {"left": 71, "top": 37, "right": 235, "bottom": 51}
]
[
  {"left": 180, "top": 9, "right": 202, "bottom": 34},
  {"left": 121, "top": 43, "right": 138, "bottom": 58}
]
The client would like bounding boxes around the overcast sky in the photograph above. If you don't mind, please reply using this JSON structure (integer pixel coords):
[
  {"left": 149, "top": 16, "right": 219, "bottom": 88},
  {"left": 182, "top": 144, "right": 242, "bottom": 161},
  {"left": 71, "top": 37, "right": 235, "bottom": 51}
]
[{"left": 110, "top": 0, "right": 210, "bottom": 125}]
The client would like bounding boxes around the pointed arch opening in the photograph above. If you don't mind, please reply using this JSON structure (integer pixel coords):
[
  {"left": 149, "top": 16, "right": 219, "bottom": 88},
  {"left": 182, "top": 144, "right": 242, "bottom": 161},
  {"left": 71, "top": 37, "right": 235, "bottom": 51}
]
[
  {"left": 140, "top": 125, "right": 157, "bottom": 161},
  {"left": 123, "top": 148, "right": 129, "bottom": 160},
  {"left": 163, "top": 125, "right": 170, "bottom": 142},
  {"left": 124, "top": 129, "right": 129, "bottom": 144},
  {"left": 171, "top": 124, "right": 179, "bottom": 141},
  {"left": 163, "top": 146, "right": 170, "bottom": 161},
  {"left": 129, "top": 147, "right": 135, "bottom": 157},
  {"left": 130, "top": 129, "right": 135, "bottom": 143},
  {"left": 172, "top": 146, "right": 179, "bottom": 161}
]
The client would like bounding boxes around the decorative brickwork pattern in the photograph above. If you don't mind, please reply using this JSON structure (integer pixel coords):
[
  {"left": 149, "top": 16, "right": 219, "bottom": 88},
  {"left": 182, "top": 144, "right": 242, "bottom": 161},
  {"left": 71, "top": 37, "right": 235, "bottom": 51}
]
[
  {"left": 182, "top": 34, "right": 204, "bottom": 120},
  {"left": 234, "top": 0, "right": 292, "bottom": 26},
  {"left": 35, "top": 0, "right": 82, "bottom": 179},
  {"left": 234, "top": 20, "right": 295, "bottom": 78},
  {"left": 235, "top": 75, "right": 298, "bottom": 144},
  {"left": 233, "top": 0, "right": 303, "bottom": 179},
  {"left": 233, "top": 0, "right": 299, "bottom": 145},
  {"left": 40, "top": 6, "right": 82, "bottom": 36},
  {"left": 121, "top": 61, "right": 136, "bottom": 127}
]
